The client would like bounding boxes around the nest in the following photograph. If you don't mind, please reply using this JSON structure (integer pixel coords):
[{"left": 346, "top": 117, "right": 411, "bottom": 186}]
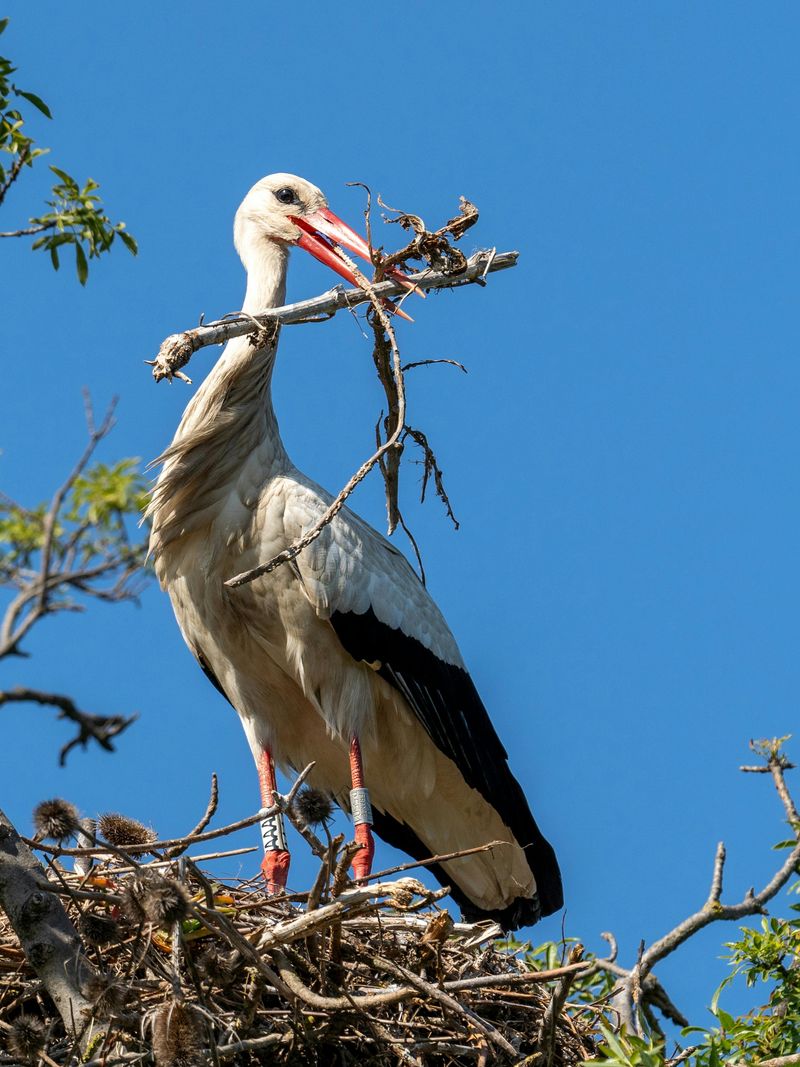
[{"left": 0, "top": 835, "right": 596, "bottom": 1066}]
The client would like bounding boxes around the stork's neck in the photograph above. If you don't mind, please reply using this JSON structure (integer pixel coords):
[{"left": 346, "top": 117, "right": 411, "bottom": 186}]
[
  {"left": 148, "top": 239, "right": 293, "bottom": 557},
  {"left": 241, "top": 237, "right": 289, "bottom": 314}
]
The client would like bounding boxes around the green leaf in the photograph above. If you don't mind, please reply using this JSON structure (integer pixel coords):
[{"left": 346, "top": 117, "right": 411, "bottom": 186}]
[
  {"left": 50, "top": 246, "right": 60, "bottom": 270},
  {"left": 75, "top": 242, "right": 88, "bottom": 285},
  {"left": 0, "top": 18, "right": 9, "bottom": 35},
  {"left": 49, "top": 165, "right": 72, "bottom": 184},
  {"left": 15, "top": 88, "right": 52, "bottom": 118},
  {"left": 119, "top": 230, "right": 138, "bottom": 255}
]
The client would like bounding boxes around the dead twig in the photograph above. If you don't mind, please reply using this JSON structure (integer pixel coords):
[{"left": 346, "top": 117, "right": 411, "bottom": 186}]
[{"left": 0, "top": 687, "right": 136, "bottom": 766}]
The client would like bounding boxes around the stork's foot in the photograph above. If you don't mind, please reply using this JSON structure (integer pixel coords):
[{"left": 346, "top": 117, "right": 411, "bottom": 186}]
[
  {"left": 352, "top": 821, "right": 375, "bottom": 883},
  {"left": 261, "top": 848, "right": 291, "bottom": 894}
]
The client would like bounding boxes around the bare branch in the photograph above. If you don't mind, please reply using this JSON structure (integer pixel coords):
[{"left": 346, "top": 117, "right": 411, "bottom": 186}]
[
  {"left": 0, "top": 146, "right": 31, "bottom": 208},
  {"left": 536, "top": 944, "right": 584, "bottom": 1066},
  {"left": 0, "top": 395, "right": 144, "bottom": 661},
  {"left": 0, "top": 686, "right": 136, "bottom": 765},
  {"left": 36, "top": 395, "right": 117, "bottom": 617},
  {"left": 608, "top": 741, "right": 800, "bottom": 1034},
  {"left": 165, "top": 773, "right": 219, "bottom": 859},
  {"left": 149, "top": 250, "right": 518, "bottom": 384},
  {"left": 0, "top": 221, "right": 54, "bottom": 238},
  {"left": 706, "top": 841, "right": 726, "bottom": 906},
  {"left": 22, "top": 769, "right": 314, "bottom": 857}
]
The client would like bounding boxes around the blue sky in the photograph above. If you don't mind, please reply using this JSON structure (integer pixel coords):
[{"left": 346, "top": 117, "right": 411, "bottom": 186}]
[{"left": 2, "top": 2, "right": 798, "bottom": 1033}]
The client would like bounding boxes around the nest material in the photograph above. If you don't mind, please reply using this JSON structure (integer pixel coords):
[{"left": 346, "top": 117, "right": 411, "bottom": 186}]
[{"left": 0, "top": 853, "right": 596, "bottom": 1067}]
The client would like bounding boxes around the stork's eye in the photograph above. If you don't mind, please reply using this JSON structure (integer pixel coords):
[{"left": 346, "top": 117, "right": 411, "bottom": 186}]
[{"left": 274, "top": 187, "right": 296, "bottom": 205}]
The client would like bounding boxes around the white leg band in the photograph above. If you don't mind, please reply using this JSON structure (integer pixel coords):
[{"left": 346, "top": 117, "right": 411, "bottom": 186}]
[
  {"left": 260, "top": 812, "right": 287, "bottom": 852},
  {"left": 350, "top": 787, "right": 373, "bottom": 826}
]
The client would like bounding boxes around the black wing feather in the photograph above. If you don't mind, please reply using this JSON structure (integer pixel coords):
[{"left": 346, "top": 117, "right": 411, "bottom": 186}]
[
  {"left": 330, "top": 607, "right": 563, "bottom": 919},
  {"left": 194, "top": 647, "right": 233, "bottom": 706}
]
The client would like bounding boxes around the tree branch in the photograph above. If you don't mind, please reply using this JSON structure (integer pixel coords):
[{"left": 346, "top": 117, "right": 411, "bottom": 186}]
[
  {"left": 0, "top": 146, "right": 31, "bottom": 208},
  {"left": 610, "top": 741, "right": 800, "bottom": 1034},
  {"left": 0, "top": 686, "right": 137, "bottom": 765},
  {"left": 0, "top": 220, "right": 53, "bottom": 238}
]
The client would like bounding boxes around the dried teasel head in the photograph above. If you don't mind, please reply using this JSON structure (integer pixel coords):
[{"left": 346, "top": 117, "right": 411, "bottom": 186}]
[
  {"left": 150, "top": 1000, "right": 206, "bottom": 1067},
  {"left": 32, "top": 798, "right": 80, "bottom": 843},
  {"left": 195, "top": 945, "right": 242, "bottom": 987},
  {"left": 79, "top": 910, "right": 120, "bottom": 946},
  {"left": 294, "top": 786, "right": 334, "bottom": 828},
  {"left": 121, "top": 872, "right": 189, "bottom": 928},
  {"left": 7, "top": 1015, "right": 46, "bottom": 1063},
  {"left": 97, "top": 812, "right": 157, "bottom": 850},
  {"left": 85, "top": 973, "right": 131, "bottom": 1018}
]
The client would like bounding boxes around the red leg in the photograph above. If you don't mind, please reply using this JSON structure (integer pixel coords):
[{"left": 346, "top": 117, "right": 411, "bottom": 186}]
[
  {"left": 349, "top": 736, "right": 375, "bottom": 883},
  {"left": 257, "top": 749, "right": 290, "bottom": 893}
]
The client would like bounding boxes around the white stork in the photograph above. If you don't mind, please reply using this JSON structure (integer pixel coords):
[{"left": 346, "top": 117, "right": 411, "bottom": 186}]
[{"left": 147, "top": 174, "right": 562, "bottom": 929}]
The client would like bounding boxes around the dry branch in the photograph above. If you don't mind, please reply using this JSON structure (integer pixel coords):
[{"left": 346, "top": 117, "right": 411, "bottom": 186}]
[
  {"left": 0, "top": 687, "right": 136, "bottom": 766},
  {"left": 149, "top": 251, "right": 518, "bottom": 384},
  {"left": 609, "top": 737, "right": 800, "bottom": 1036}
]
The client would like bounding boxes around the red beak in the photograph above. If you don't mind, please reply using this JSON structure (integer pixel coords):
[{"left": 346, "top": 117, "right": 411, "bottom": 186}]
[{"left": 290, "top": 206, "right": 422, "bottom": 322}]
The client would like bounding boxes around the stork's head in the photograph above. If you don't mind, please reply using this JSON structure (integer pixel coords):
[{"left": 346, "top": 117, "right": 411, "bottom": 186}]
[
  {"left": 234, "top": 172, "right": 373, "bottom": 287},
  {"left": 233, "top": 173, "right": 418, "bottom": 311}
]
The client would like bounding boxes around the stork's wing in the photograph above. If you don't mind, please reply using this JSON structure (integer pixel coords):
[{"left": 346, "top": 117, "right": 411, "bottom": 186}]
[{"left": 287, "top": 485, "right": 563, "bottom": 919}]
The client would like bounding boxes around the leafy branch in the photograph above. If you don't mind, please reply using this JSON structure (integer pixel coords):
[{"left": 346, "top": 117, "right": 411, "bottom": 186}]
[
  {"left": 0, "top": 17, "right": 137, "bottom": 281},
  {"left": 0, "top": 393, "right": 149, "bottom": 759}
]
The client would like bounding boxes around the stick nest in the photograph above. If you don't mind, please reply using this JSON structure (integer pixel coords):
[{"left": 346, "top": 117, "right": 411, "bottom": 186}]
[{"left": 0, "top": 853, "right": 596, "bottom": 1066}]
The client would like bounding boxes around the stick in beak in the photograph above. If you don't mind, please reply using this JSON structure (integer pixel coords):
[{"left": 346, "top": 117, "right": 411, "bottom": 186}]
[{"left": 291, "top": 207, "right": 422, "bottom": 321}]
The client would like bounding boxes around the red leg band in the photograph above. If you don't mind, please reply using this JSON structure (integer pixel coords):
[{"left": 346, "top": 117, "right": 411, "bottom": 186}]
[
  {"left": 352, "top": 821, "right": 375, "bottom": 883},
  {"left": 349, "top": 736, "right": 374, "bottom": 883},
  {"left": 261, "top": 849, "right": 291, "bottom": 893}
]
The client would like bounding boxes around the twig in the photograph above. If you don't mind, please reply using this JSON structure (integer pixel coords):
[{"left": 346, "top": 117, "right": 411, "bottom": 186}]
[
  {"left": 0, "top": 147, "right": 31, "bottom": 208},
  {"left": 706, "top": 841, "right": 726, "bottom": 906},
  {"left": 535, "top": 945, "right": 584, "bottom": 1065},
  {"left": 166, "top": 773, "right": 219, "bottom": 858},
  {"left": 371, "top": 951, "right": 518, "bottom": 1058},
  {"left": 639, "top": 840, "right": 800, "bottom": 976},
  {"left": 25, "top": 764, "right": 316, "bottom": 858},
  {"left": 0, "top": 221, "right": 53, "bottom": 238},
  {"left": 611, "top": 740, "right": 800, "bottom": 1031},
  {"left": 24, "top": 807, "right": 274, "bottom": 857},
  {"left": 0, "top": 687, "right": 136, "bottom": 765},
  {"left": 365, "top": 840, "right": 504, "bottom": 883},
  {"left": 0, "top": 394, "right": 144, "bottom": 678}
]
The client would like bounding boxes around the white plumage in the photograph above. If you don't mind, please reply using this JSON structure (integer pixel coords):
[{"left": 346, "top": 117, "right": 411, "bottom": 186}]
[{"left": 148, "top": 174, "right": 562, "bottom": 929}]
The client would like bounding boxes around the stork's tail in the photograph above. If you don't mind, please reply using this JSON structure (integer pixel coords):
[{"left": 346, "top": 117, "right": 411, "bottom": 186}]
[{"left": 369, "top": 803, "right": 562, "bottom": 931}]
